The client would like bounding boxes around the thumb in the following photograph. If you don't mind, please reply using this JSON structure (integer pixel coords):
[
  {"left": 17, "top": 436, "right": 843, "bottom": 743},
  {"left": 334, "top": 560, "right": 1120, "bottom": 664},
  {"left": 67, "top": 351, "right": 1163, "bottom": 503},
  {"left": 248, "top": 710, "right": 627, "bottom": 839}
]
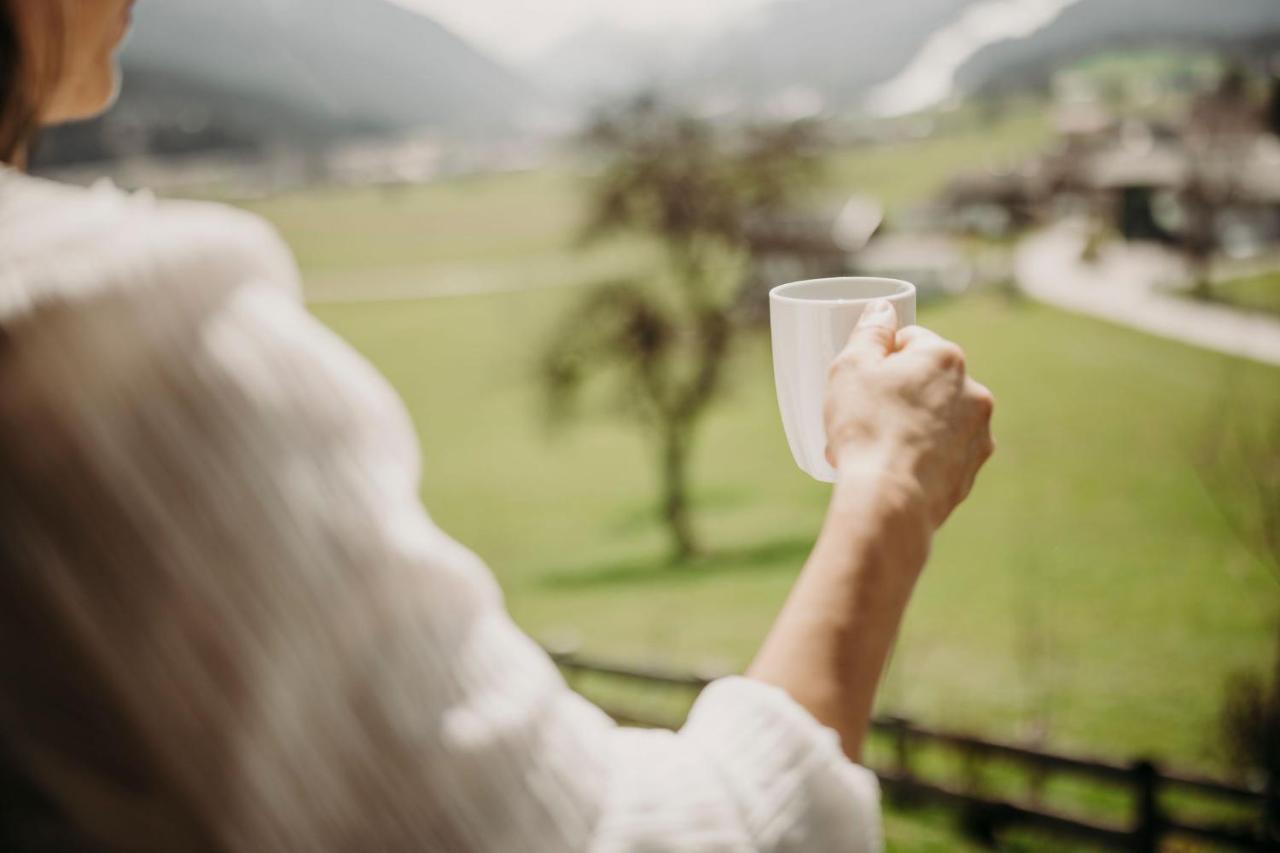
[{"left": 844, "top": 299, "right": 898, "bottom": 361}]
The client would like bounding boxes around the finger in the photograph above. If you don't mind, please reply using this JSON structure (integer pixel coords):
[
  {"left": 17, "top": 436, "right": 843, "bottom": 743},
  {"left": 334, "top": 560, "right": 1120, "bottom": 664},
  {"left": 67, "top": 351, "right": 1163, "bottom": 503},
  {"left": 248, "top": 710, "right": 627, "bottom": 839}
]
[
  {"left": 967, "top": 427, "right": 996, "bottom": 464},
  {"left": 955, "top": 466, "right": 980, "bottom": 508},
  {"left": 898, "top": 326, "right": 965, "bottom": 371},
  {"left": 962, "top": 443, "right": 993, "bottom": 498},
  {"left": 962, "top": 427, "right": 996, "bottom": 497},
  {"left": 953, "top": 444, "right": 986, "bottom": 508},
  {"left": 966, "top": 378, "right": 995, "bottom": 422},
  {"left": 840, "top": 300, "right": 898, "bottom": 363},
  {"left": 894, "top": 325, "right": 944, "bottom": 351}
]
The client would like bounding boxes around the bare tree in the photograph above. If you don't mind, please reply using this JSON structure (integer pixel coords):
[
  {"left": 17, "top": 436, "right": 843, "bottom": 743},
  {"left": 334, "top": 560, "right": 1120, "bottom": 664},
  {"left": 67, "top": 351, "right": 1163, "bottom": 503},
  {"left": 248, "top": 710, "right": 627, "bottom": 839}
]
[
  {"left": 1220, "top": 635, "right": 1280, "bottom": 841},
  {"left": 1197, "top": 402, "right": 1280, "bottom": 584},
  {"left": 541, "top": 96, "right": 825, "bottom": 561},
  {"left": 1198, "top": 397, "right": 1280, "bottom": 834}
]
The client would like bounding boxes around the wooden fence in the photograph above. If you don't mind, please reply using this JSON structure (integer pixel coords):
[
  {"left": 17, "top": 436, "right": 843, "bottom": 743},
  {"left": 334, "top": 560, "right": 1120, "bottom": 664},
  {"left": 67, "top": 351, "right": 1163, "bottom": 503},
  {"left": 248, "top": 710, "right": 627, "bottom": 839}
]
[{"left": 548, "top": 647, "right": 1273, "bottom": 851}]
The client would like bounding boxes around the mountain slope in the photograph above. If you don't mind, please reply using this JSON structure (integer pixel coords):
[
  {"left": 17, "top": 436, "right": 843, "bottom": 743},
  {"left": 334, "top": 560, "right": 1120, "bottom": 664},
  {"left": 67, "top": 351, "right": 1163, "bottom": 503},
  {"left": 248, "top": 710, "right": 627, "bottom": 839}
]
[
  {"left": 691, "top": 0, "right": 981, "bottom": 108},
  {"left": 525, "top": 0, "right": 974, "bottom": 112},
  {"left": 36, "top": 0, "right": 541, "bottom": 167},
  {"left": 955, "top": 0, "right": 1280, "bottom": 94},
  {"left": 122, "top": 0, "right": 539, "bottom": 131},
  {"left": 564, "top": 0, "right": 1280, "bottom": 113}
]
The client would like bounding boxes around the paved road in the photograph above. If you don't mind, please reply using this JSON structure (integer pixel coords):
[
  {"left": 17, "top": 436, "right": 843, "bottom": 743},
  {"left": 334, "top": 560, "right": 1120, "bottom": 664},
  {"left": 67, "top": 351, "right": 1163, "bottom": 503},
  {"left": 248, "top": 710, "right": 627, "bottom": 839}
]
[{"left": 1015, "top": 222, "right": 1280, "bottom": 367}]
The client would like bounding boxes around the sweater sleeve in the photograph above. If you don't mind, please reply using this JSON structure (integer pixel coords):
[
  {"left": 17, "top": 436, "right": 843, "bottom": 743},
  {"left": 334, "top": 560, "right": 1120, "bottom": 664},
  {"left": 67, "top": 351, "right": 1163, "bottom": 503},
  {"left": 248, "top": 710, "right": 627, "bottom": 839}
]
[{"left": 0, "top": 269, "right": 881, "bottom": 852}]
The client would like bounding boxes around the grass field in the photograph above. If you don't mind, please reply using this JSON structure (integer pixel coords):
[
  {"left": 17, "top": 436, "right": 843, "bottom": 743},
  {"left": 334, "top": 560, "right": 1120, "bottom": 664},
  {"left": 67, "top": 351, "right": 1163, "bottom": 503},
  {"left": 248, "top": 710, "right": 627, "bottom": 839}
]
[
  {"left": 822, "top": 106, "right": 1052, "bottom": 212},
  {"left": 236, "top": 112, "right": 1279, "bottom": 845},
  {"left": 297, "top": 281, "right": 1277, "bottom": 771},
  {"left": 1209, "top": 269, "right": 1280, "bottom": 319}
]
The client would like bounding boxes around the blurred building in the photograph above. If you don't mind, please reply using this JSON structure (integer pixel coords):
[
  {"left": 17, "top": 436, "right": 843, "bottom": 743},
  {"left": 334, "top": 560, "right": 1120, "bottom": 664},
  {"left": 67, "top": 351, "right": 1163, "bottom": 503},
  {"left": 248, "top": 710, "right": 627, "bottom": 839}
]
[
  {"left": 325, "top": 136, "right": 444, "bottom": 187},
  {"left": 937, "top": 66, "right": 1280, "bottom": 258}
]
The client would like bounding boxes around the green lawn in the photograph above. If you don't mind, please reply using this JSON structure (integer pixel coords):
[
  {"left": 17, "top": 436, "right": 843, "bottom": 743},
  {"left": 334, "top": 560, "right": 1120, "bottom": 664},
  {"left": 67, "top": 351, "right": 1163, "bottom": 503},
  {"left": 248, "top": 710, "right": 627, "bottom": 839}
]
[
  {"left": 236, "top": 112, "right": 1279, "bottom": 846},
  {"left": 1209, "top": 269, "right": 1280, "bottom": 318},
  {"left": 301, "top": 284, "right": 1277, "bottom": 774},
  {"left": 822, "top": 106, "right": 1052, "bottom": 213}
]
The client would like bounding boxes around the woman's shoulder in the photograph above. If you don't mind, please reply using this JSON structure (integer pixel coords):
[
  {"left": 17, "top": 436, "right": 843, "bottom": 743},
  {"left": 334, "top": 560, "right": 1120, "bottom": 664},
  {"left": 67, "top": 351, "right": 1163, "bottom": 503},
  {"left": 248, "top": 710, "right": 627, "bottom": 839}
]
[{"left": 0, "top": 168, "right": 301, "bottom": 326}]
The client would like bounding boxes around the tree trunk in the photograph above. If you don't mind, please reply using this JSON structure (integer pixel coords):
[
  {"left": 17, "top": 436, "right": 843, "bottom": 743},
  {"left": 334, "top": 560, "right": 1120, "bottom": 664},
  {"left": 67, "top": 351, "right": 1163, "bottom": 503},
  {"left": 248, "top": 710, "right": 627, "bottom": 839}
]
[
  {"left": 1192, "top": 264, "right": 1212, "bottom": 301},
  {"left": 660, "top": 424, "right": 697, "bottom": 563},
  {"left": 1188, "top": 238, "right": 1213, "bottom": 300},
  {"left": 1182, "top": 186, "right": 1215, "bottom": 301}
]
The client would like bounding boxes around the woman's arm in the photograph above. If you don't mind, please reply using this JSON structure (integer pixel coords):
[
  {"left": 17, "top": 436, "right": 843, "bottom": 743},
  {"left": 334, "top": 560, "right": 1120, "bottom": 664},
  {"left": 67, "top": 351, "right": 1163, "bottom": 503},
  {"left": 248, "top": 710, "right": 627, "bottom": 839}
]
[
  {"left": 0, "top": 259, "right": 989, "bottom": 852},
  {"left": 749, "top": 302, "right": 995, "bottom": 761},
  {"left": 748, "top": 464, "right": 931, "bottom": 763}
]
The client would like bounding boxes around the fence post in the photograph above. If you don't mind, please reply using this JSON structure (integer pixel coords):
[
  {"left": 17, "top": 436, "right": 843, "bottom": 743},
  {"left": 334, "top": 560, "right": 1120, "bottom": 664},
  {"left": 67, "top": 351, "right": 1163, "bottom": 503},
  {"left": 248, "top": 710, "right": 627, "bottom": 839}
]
[
  {"left": 1131, "top": 759, "right": 1161, "bottom": 853},
  {"left": 961, "top": 743, "right": 987, "bottom": 795},
  {"left": 890, "top": 716, "right": 912, "bottom": 780},
  {"left": 1265, "top": 771, "right": 1279, "bottom": 846},
  {"left": 879, "top": 715, "right": 920, "bottom": 809}
]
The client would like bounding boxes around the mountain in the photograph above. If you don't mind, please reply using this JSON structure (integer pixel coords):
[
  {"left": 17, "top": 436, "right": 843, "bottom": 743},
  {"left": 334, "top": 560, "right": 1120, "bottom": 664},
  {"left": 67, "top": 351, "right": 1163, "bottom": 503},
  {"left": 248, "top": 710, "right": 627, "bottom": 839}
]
[
  {"left": 122, "top": 0, "right": 538, "bottom": 131},
  {"left": 528, "top": 0, "right": 974, "bottom": 113},
  {"left": 37, "top": 0, "right": 540, "bottom": 166},
  {"left": 691, "top": 0, "right": 974, "bottom": 109},
  {"left": 38, "top": 0, "right": 1280, "bottom": 168},
  {"left": 533, "top": 0, "right": 1280, "bottom": 116},
  {"left": 955, "top": 0, "right": 1280, "bottom": 95}
]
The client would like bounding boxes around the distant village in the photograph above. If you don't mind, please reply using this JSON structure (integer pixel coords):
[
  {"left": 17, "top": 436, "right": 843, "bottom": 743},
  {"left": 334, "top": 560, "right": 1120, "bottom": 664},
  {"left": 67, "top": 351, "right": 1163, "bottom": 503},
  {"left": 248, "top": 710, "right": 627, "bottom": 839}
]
[
  {"left": 748, "top": 63, "right": 1280, "bottom": 309},
  {"left": 943, "top": 67, "right": 1280, "bottom": 257}
]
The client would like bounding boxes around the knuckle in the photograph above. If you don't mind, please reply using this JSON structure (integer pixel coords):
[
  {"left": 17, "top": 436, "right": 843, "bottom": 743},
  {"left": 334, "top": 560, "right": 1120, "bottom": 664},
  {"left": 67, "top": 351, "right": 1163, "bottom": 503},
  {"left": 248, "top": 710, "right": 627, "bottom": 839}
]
[
  {"left": 974, "top": 388, "right": 995, "bottom": 418},
  {"left": 933, "top": 342, "right": 966, "bottom": 371},
  {"left": 964, "top": 378, "right": 994, "bottom": 416}
]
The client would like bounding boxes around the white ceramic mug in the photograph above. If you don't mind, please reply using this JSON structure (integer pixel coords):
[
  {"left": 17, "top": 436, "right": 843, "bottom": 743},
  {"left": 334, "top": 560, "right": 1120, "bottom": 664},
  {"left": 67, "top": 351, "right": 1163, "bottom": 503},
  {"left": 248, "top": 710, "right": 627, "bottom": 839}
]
[{"left": 770, "top": 277, "right": 917, "bottom": 483}]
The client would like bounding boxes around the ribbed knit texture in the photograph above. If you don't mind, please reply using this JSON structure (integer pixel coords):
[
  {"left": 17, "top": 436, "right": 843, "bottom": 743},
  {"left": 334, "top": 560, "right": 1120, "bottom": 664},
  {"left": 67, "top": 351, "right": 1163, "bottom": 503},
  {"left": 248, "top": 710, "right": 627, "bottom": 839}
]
[{"left": 0, "top": 168, "right": 881, "bottom": 852}]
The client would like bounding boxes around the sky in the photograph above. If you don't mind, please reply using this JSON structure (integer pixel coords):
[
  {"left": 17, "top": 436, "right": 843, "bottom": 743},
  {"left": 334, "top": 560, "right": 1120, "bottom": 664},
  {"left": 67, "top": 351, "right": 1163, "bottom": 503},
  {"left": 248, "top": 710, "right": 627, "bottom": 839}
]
[{"left": 388, "top": 0, "right": 766, "bottom": 64}]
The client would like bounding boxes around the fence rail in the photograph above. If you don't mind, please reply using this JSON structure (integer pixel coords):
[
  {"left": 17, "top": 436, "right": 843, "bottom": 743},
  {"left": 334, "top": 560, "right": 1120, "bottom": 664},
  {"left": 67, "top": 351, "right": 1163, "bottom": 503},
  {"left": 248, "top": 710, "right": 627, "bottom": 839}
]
[{"left": 548, "top": 647, "right": 1273, "bottom": 851}]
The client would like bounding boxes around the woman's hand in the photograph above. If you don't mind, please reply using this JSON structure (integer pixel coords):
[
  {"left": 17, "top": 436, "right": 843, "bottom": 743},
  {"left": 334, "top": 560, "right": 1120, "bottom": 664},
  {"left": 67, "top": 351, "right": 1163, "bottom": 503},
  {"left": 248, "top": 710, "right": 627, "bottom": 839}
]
[
  {"left": 749, "top": 300, "right": 995, "bottom": 762},
  {"left": 823, "top": 300, "right": 995, "bottom": 530}
]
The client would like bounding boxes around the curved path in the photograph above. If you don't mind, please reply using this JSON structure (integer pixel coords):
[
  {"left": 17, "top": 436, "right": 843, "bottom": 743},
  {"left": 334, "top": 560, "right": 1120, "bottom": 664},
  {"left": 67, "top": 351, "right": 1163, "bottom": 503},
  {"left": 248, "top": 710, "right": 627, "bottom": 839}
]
[{"left": 1015, "top": 222, "right": 1280, "bottom": 367}]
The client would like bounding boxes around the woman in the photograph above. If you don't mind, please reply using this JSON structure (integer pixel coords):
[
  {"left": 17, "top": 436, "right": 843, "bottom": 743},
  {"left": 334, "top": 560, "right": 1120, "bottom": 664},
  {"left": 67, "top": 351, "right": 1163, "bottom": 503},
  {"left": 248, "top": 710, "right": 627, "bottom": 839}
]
[{"left": 0, "top": 1, "right": 994, "bottom": 851}]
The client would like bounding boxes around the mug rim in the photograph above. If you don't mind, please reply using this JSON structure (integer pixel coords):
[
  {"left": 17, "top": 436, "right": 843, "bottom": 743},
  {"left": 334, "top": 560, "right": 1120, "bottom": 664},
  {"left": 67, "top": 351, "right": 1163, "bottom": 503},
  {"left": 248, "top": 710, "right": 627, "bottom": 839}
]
[{"left": 769, "top": 276, "right": 915, "bottom": 305}]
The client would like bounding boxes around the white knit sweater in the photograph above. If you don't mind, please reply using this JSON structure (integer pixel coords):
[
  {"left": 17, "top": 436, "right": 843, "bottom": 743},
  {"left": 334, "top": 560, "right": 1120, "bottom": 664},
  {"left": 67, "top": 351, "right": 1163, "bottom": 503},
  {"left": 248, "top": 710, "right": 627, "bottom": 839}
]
[{"left": 0, "top": 169, "right": 881, "bottom": 852}]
